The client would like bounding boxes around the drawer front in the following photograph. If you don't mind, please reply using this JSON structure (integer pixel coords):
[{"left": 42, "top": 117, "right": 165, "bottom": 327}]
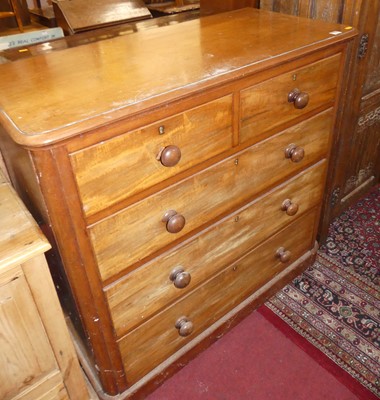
[
  {"left": 106, "top": 160, "right": 327, "bottom": 337},
  {"left": 91, "top": 111, "right": 331, "bottom": 282},
  {"left": 118, "top": 209, "right": 317, "bottom": 385},
  {"left": 70, "top": 95, "right": 233, "bottom": 217},
  {"left": 240, "top": 54, "right": 341, "bottom": 144}
]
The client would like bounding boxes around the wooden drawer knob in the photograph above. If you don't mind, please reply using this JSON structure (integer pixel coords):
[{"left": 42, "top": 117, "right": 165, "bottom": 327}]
[
  {"left": 175, "top": 316, "right": 194, "bottom": 337},
  {"left": 162, "top": 210, "right": 186, "bottom": 233},
  {"left": 169, "top": 267, "right": 191, "bottom": 289},
  {"left": 276, "top": 247, "right": 292, "bottom": 263},
  {"left": 285, "top": 143, "right": 305, "bottom": 163},
  {"left": 281, "top": 199, "right": 299, "bottom": 216},
  {"left": 157, "top": 145, "right": 181, "bottom": 167},
  {"left": 288, "top": 88, "right": 309, "bottom": 109}
]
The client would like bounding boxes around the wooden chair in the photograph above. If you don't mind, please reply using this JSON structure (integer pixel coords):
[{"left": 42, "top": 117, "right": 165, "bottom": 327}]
[{"left": 0, "top": 0, "right": 24, "bottom": 32}]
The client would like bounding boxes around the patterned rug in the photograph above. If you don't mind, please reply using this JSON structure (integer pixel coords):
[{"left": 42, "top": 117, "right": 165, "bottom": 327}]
[{"left": 266, "top": 185, "right": 380, "bottom": 397}]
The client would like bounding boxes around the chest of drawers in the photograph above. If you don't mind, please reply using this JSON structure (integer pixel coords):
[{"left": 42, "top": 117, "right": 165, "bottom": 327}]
[{"left": 0, "top": 8, "right": 356, "bottom": 398}]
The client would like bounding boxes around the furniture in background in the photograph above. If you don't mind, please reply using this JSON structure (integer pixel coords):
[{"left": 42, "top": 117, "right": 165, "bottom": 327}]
[
  {"left": 0, "top": 169, "right": 90, "bottom": 400},
  {"left": 145, "top": 0, "right": 200, "bottom": 15},
  {"left": 0, "top": 8, "right": 355, "bottom": 398},
  {"left": 52, "top": 0, "right": 152, "bottom": 35},
  {"left": 0, "top": 10, "right": 199, "bottom": 62},
  {"left": 200, "top": 0, "right": 258, "bottom": 15},
  {"left": 28, "top": 0, "right": 57, "bottom": 28},
  {"left": 0, "top": 0, "right": 24, "bottom": 31}
]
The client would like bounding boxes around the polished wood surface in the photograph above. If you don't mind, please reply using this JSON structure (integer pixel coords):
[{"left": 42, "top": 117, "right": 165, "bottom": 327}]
[
  {"left": 0, "top": 9, "right": 355, "bottom": 397},
  {"left": 70, "top": 95, "right": 233, "bottom": 217},
  {"left": 107, "top": 162, "right": 327, "bottom": 337},
  {"left": 0, "top": 10, "right": 200, "bottom": 62},
  {"left": 0, "top": 170, "right": 89, "bottom": 400},
  {"left": 118, "top": 208, "right": 317, "bottom": 385},
  {"left": 240, "top": 54, "right": 340, "bottom": 144},
  {"left": 0, "top": 8, "right": 355, "bottom": 146},
  {"left": 92, "top": 112, "right": 331, "bottom": 283}
]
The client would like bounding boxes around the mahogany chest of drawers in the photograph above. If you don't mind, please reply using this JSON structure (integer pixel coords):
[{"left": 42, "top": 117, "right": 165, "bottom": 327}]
[{"left": 0, "top": 8, "right": 356, "bottom": 398}]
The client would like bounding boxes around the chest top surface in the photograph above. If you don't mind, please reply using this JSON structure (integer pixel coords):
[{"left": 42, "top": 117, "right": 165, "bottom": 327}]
[{"left": 0, "top": 8, "right": 355, "bottom": 146}]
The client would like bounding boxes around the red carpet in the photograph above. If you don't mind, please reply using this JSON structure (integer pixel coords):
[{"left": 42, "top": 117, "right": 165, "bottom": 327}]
[{"left": 147, "top": 306, "right": 373, "bottom": 399}]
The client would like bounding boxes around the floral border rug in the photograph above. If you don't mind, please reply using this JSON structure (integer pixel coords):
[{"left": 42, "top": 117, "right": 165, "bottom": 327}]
[{"left": 266, "top": 185, "right": 380, "bottom": 397}]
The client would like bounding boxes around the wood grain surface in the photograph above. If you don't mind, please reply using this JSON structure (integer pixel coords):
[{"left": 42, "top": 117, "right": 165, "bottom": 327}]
[
  {"left": 118, "top": 208, "right": 317, "bottom": 385},
  {"left": 0, "top": 9, "right": 356, "bottom": 395},
  {"left": 106, "top": 161, "right": 327, "bottom": 337},
  {"left": 91, "top": 117, "right": 330, "bottom": 282},
  {"left": 0, "top": 8, "right": 355, "bottom": 145}
]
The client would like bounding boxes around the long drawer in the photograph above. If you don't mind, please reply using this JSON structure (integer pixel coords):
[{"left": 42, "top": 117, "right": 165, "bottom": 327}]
[
  {"left": 91, "top": 111, "right": 332, "bottom": 282},
  {"left": 117, "top": 208, "right": 318, "bottom": 385},
  {"left": 70, "top": 95, "right": 233, "bottom": 217},
  {"left": 106, "top": 160, "right": 327, "bottom": 337},
  {"left": 240, "top": 54, "right": 340, "bottom": 144}
]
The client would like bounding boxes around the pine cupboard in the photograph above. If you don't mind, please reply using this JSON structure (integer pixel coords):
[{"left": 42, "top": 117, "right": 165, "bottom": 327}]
[
  {"left": 0, "top": 9, "right": 356, "bottom": 398},
  {"left": 0, "top": 170, "right": 89, "bottom": 400}
]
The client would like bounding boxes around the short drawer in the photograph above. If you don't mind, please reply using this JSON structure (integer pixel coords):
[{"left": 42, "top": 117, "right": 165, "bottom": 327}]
[
  {"left": 70, "top": 95, "right": 233, "bottom": 217},
  {"left": 118, "top": 208, "right": 317, "bottom": 385},
  {"left": 91, "top": 111, "right": 331, "bottom": 282},
  {"left": 240, "top": 54, "right": 341, "bottom": 144},
  {"left": 106, "top": 160, "right": 327, "bottom": 337}
]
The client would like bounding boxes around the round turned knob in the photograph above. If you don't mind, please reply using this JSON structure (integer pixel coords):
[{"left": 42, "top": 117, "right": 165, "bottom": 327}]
[
  {"left": 285, "top": 143, "right": 305, "bottom": 163},
  {"left": 175, "top": 316, "right": 194, "bottom": 337},
  {"left": 281, "top": 199, "right": 299, "bottom": 216},
  {"left": 288, "top": 88, "right": 309, "bottom": 109},
  {"left": 276, "top": 247, "right": 292, "bottom": 263},
  {"left": 162, "top": 210, "right": 186, "bottom": 233},
  {"left": 157, "top": 145, "right": 181, "bottom": 167},
  {"left": 169, "top": 267, "right": 191, "bottom": 289}
]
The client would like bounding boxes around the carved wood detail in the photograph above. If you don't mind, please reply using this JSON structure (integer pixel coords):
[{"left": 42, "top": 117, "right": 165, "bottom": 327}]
[
  {"left": 343, "top": 162, "right": 374, "bottom": 195},
  {"left": 357, "top": 105, "right": 380, "bottom": 132}
]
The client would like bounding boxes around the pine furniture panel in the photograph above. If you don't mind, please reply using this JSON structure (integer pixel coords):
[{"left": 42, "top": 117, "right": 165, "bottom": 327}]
[
  {"left": 0, "top": 171, "right": 89, "bottom": 400},
  {"left": 0, "top": 268, "right": 58, "bottom": 400}
]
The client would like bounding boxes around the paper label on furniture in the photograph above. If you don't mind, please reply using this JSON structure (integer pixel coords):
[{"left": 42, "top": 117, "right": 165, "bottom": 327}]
[{"left": 0, "top": 28, "right": 64, "bottom": 51}]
